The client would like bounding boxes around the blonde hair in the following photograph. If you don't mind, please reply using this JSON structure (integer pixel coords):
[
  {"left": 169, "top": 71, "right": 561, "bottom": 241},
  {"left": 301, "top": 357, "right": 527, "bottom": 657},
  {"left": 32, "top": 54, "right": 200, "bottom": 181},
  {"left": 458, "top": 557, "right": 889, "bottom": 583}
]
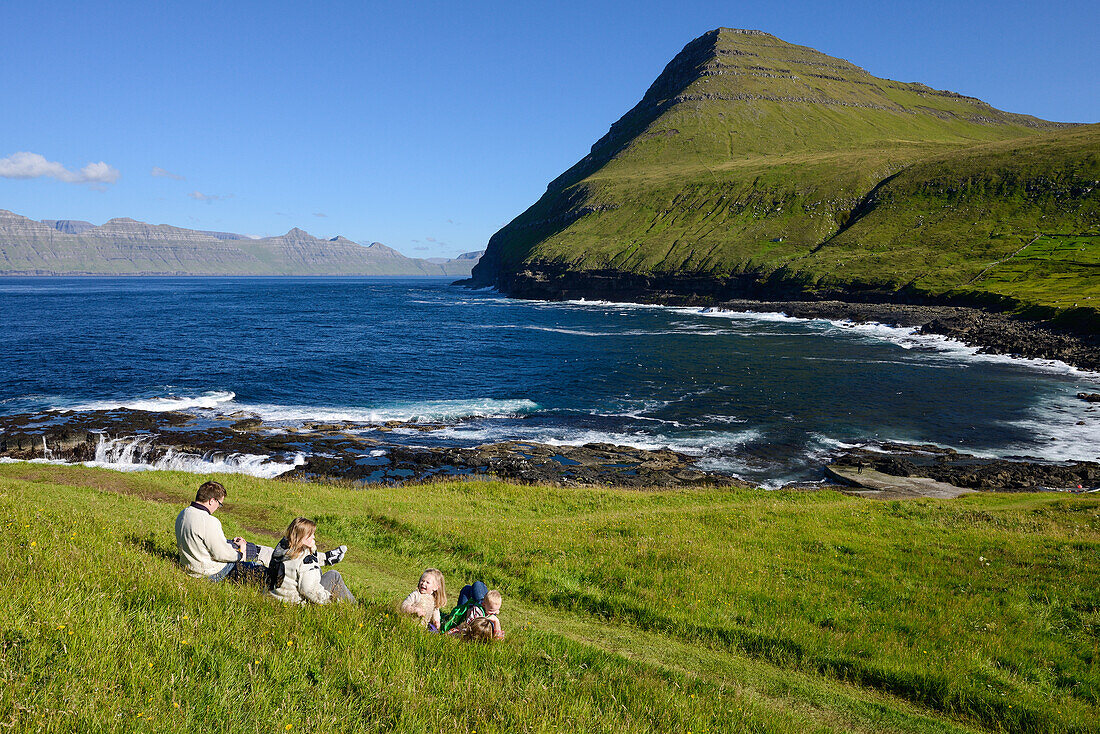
[
  {"left": 484, "top": 590, "right": 502, "bottom": 609},
  {"left": 284, "top": 517, "right": 317, "bottom": 560},
  {"left": 421, "top": 568, "right": 447, "bottom": 610},
  {"left": 459, "top": 616, "right": 495, "bottom": 643}
]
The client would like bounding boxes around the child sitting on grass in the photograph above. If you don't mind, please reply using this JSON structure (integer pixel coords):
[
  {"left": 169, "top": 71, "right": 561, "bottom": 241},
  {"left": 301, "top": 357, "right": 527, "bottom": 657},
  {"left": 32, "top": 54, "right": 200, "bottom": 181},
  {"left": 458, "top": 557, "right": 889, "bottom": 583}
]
[
  {"left": 399, "top": 568, "right": 447, "bottom": 630},
  {"left": 406, "top": 594, "right": 437, "bottom": 628},
  {"left": 447, "top": 589, "right": 505, "bottom": 639}
]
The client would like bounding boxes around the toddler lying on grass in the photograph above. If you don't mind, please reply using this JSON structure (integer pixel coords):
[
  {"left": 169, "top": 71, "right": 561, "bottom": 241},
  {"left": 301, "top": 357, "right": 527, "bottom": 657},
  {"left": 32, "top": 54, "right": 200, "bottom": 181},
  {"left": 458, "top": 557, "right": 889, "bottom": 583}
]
[
  {"left": 448, "top": 589, "right": 505, "bottom": 640},
  {"left": 457, "top": 616, "right": 496, "bottom": 643}
]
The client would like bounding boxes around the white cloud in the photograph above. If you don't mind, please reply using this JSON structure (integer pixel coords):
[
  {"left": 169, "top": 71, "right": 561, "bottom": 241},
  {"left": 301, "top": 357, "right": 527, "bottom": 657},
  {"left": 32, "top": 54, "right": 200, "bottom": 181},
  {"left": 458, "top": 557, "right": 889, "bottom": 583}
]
[
  {"left": 151, "top": 166, "right": 184, "bottom": 180},
  {"left": 0, "top": 151, "right": 120, "bottom": 185},
  {"left": 188, "top": 191, "right": 231, "bottom": 202}
]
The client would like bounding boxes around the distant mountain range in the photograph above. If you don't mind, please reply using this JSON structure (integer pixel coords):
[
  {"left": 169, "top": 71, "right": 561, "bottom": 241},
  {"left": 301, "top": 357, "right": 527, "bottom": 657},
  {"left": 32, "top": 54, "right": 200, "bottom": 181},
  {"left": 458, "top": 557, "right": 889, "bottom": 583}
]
[
  {"left": 0, "top": 210, "right": 483, "bottom": 276},
  {"left": 470, "top": 27, "right": 1098, "bottom": 321}
]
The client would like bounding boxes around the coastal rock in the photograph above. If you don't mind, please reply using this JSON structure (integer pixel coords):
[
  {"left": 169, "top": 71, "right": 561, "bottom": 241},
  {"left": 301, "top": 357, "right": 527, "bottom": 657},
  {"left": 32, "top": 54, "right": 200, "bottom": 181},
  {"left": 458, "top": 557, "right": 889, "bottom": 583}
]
[
  {"left": 481, "top": 267, "right": 1100, "bottom": 370},
  {"left": 0, "top": 409, "right": 743, "bottom": 489},
  {"left": 829, "top": 445, "right": 1100, "bottom": 491}
]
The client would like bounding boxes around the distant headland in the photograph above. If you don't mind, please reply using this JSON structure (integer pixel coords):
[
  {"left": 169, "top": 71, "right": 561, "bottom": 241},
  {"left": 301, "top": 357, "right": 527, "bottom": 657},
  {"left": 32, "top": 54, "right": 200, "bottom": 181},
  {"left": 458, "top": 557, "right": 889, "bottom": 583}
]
[{"left": 0, "top": 208, "right": 482, "bottom": 276}]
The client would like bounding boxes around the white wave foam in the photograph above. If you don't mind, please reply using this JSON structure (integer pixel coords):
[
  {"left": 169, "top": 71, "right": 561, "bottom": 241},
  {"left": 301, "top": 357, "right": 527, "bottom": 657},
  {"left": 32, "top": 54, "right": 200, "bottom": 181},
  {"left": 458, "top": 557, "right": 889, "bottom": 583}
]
[
  {"left": 469, "top": 324, "right": 729, "bottom": 337},
  {"left": 56, "top": 391, "right": 237, "bottom": 413},
  {"left": 236, "top": 398, "right": 540, "bottom": 424},
  {"left": 995, "top": 394, "right": 1100, "bottom": 462},
  {"left": 428, "top": 423, "right": 764, "bottom": 456},
  {"left": 1, "top": 435, "right": 304, "bottom": 479},
  {"left": 92, "top": 435, "right": 305, "bottom": 478},
  {"left": 690, "top": 307, "right": 805, "bottom": 324},
  {"left": 47, "top": 391, "right": 539, "bottom": 426},
  {"left": 682, "top": 307, "right": 1100, "bottom": 381}
]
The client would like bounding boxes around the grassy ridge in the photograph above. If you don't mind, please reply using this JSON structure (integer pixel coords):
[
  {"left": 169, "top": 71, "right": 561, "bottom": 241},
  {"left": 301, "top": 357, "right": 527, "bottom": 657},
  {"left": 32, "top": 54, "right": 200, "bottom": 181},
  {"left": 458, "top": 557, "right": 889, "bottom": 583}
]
[
  {"left": 801, "top": 126, "right": 1100, "bottom": 307},
  {"left": 2, "top": 464, "right": 1099, "bottom": 732},
  {"left": 473, "top": 29, "right": 1097, "bottom": 320}
]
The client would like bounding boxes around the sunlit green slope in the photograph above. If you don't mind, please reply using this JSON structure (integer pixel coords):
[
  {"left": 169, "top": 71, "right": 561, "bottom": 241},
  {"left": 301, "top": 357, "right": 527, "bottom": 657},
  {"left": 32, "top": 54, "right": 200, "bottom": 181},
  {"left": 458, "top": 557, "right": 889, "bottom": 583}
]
[
  {"left": 3, "top": 463, "right": 1100, "bottom": 732},
  {"left": 472, "top": 28, "right": 1096, "bottom": 316}
]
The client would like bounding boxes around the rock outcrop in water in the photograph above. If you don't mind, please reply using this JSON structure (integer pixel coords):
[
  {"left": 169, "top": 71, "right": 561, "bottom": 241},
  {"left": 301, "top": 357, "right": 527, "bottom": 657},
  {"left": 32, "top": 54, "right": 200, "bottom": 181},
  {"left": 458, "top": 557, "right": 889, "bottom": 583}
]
[
  {"left": 829, "top": 444, "right": 1100, "bottom": 492},
  {"left": 0, "top": 209, "right": 481, "bottom": 276}
]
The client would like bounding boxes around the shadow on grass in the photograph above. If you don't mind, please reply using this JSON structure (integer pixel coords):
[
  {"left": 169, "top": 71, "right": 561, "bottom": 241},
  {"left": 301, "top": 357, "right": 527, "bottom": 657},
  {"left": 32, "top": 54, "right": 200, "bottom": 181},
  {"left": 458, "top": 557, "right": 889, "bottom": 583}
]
[{"left": 128, "top": 532, "right": 177, "bottom": 563}]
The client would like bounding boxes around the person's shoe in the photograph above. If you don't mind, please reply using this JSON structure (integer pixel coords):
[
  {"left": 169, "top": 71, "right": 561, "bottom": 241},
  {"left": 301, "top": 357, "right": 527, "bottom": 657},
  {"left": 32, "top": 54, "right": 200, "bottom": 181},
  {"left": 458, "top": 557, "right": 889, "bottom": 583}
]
[{"left": 324, "top": 545, "right": 348, "bottom": 565}]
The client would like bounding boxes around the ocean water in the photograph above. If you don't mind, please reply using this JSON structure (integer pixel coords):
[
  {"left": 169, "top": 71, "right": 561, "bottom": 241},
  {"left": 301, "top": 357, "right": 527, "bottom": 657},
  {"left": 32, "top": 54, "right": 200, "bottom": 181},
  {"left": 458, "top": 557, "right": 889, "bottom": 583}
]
[{"left": 1, "top": 276, "right": 1098, "bottom": 485}]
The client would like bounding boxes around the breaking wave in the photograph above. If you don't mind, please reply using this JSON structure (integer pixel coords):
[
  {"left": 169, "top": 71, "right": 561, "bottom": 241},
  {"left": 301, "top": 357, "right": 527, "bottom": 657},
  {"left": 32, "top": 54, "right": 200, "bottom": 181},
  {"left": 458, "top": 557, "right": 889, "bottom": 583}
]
[
  {"left": 57, "top": 391, "right": 237, "bottom": 413},
  {"left": 1, "top": 434, "right": 304, "bottom": 479}
]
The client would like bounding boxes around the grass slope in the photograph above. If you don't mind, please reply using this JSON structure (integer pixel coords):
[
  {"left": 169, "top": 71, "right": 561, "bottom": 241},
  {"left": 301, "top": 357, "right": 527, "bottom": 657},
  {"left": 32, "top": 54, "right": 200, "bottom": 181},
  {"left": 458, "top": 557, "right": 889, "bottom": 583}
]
[
  {"left": 2, "top": 464, "right": 1099, "bottom": 732},
  {"left": 799, "top": 127, "right": 1100, "bottom": 309},
  {"left": 473, "top": 28, "right": 1096, "bottom": 319}
]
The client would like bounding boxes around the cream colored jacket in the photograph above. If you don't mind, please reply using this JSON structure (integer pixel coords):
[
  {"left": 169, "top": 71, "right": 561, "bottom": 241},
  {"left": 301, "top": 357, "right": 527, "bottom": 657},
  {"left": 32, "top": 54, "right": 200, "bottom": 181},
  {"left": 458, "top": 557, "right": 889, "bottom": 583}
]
[
  {"left": 175, "top": 504, "right": 241, "bottom": 578},
  {"left": 267, "top": 542, "right": 331, "bottom": 605}
]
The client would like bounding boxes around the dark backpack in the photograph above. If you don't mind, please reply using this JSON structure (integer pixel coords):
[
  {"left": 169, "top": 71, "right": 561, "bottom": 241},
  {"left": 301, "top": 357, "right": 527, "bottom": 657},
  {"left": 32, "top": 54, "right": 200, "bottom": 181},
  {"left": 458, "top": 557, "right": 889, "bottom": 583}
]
[
  {"left": 265, "top": 559, "right": 285, "bottom": 591},
  {"left": 266, "top": 539, "right": 290, "bottom": 591}
]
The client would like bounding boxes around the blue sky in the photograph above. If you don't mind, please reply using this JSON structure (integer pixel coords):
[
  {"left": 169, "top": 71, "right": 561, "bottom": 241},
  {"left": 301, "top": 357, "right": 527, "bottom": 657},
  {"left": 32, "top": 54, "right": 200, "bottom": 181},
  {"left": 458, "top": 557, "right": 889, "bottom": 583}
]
[{"left": 1, "top": 0, "right": 1096, "bottom": 258}]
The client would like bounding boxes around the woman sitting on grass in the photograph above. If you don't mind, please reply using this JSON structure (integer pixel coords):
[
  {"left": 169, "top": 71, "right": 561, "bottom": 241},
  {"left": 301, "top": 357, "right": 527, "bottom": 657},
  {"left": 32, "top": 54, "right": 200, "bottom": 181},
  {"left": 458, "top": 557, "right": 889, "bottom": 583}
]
[{"left": 267, "top": 517, "right": 354, "bottom": 604}]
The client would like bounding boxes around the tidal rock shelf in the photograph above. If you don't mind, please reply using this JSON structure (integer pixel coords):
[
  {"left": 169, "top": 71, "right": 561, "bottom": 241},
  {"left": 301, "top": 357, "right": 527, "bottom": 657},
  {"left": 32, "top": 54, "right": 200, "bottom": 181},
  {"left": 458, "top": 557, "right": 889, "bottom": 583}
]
[
  {"left": 828, "top": 443, "right": 1100, "bottom": 492},
  {"left": 3, "top": 409, "right": 1097, "bottom": 492},
  {"left": 0, "top": 408, "right": 742, "bottom": 488}
]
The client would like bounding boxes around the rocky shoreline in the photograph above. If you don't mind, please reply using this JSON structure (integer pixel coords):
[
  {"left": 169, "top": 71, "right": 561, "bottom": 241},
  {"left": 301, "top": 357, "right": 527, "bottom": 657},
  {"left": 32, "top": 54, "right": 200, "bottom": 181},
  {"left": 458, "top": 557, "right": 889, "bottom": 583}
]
[
  {"left": 466, "top": 268, "right": 1100, "bottom": 371},
  {"left": 715, "top": 299, "right": 1100, "bottom": 373},
  {"left": 1, "top": 407, "right": 1097, "bottom": 494},
  {"left": 0, "top": 408, "right": 743, "bottom": 489},
  {"left": 828, "top": 443, "right": 1100, "bottom": 492}
]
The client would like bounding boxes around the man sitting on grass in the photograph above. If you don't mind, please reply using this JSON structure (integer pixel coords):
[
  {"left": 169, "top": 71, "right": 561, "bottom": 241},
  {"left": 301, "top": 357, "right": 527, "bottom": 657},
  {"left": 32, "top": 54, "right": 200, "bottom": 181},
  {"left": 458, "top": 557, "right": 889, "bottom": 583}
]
[{"left": 175, "top": 480, "right": 270, "bottom": 581}]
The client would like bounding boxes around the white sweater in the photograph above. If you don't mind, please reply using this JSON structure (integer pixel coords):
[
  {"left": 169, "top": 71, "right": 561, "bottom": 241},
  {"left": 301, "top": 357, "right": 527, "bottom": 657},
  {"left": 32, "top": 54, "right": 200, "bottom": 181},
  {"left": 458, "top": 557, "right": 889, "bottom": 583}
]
[
  {"left": 267, "top": 546, "right": 331, "bottom": 605},
  {"left": 175, "top": 504, "right": 242, "bottom": 578}
]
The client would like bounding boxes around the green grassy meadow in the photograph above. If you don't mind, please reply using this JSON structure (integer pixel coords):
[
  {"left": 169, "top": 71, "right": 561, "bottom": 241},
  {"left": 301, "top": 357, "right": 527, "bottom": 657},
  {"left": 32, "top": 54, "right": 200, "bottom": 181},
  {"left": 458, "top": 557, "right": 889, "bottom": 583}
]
[{"left": 2, "top": 463, "right": 1099, "bottom": 733}]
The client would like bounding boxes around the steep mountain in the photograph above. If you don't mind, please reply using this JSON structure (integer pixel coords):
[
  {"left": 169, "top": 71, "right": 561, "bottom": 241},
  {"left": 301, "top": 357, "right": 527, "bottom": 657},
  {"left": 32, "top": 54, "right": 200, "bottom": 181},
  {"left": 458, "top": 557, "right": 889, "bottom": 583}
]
[
  {"left": 470, "top": 28, "right": 1097, "bottom": 319},
  {"left": 0, "top": 211, "right": 480, "bottom": 276}
]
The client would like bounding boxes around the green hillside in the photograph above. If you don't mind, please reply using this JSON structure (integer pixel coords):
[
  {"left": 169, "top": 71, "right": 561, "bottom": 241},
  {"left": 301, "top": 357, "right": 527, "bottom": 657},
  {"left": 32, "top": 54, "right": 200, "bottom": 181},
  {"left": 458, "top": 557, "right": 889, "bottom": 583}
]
[
  {"left": 801, "top": 126, "right": 1100, "bottom": 308},
  {"left": 2, "top": 463, "right": 1099, "bottom": 732},
  {"left": 471, "top": 28, "right": 1097, "bottom": 318}
]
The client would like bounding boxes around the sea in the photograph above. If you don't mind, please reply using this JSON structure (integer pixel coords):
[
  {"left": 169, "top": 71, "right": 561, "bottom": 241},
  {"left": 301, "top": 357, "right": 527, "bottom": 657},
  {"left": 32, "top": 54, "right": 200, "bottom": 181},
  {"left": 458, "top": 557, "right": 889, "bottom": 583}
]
[{"left": 2, "top": 276, "right": 1098, "bottom": 486}]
